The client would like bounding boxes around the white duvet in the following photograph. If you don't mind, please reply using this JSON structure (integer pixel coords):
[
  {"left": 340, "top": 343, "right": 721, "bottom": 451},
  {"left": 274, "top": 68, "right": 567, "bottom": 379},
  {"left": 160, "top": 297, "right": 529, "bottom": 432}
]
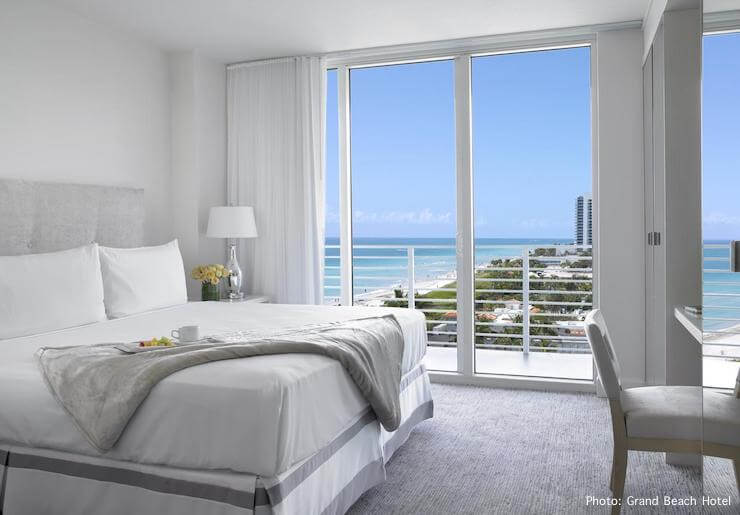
[{"left": 0, "top": 302, "right": 427, "bottom": 477}]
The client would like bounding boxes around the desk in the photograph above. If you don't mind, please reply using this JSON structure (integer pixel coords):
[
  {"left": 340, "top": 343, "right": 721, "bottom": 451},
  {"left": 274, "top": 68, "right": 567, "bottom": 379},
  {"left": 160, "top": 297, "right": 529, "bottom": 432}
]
[
  {"left": 674, "top": 306, "right": 703, "bottom": 344},
  {"left": 675, "top": 306, "right": 740, "bottom": 389}
]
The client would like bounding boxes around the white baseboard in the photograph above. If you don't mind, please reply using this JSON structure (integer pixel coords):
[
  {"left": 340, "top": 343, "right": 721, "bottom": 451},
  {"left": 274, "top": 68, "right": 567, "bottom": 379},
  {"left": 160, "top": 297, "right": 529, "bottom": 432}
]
[{"left": 429, "top": 371, "right": 596, "bottom": 393}]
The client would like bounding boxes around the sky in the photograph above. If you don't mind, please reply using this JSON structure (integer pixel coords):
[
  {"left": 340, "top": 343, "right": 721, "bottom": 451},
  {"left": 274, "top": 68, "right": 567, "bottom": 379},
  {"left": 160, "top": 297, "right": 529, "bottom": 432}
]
[
  {"left": 702, "top": 32, "right": 740, "bottom": 241},
  {"left": 327, "top": 33, "right": 740, "bottom": 241}
]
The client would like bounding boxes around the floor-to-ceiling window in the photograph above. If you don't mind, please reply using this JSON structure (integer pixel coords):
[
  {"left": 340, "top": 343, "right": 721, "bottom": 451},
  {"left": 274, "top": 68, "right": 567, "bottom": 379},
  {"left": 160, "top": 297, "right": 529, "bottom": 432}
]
[
  {"left": 349, "top": 61, "right": 457, "bottom": 372},
  {"left": 325, "top": 40, "right": 595, "bottom": 383},
  {"left": 471, "top": 47, "right": 593, "bottom": 380},
  {"left": 701, "top": 30, "right": 740, "bottom": 389}
]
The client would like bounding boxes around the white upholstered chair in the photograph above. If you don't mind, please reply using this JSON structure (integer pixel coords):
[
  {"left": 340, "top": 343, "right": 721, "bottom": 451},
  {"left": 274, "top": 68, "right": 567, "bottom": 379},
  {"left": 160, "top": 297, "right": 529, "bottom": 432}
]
[{"left": 584, "top": 310, "right": 740, "bottom": 514}]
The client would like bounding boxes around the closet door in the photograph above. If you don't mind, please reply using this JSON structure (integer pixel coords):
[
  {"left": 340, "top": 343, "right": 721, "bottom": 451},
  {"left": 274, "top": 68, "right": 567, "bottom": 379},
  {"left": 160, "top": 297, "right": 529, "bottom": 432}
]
[
  {"left": 643, "top": 47, "right": 656, "bottom": 384},
  {"left": 644, "top": 26, "right": 667, "bottom": 386}
]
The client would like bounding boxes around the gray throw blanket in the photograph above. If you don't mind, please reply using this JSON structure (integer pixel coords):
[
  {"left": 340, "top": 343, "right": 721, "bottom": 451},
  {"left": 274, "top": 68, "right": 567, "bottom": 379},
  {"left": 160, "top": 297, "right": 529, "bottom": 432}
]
[{"left": 36, "top": 315, "right": 404, "bottom": 452}]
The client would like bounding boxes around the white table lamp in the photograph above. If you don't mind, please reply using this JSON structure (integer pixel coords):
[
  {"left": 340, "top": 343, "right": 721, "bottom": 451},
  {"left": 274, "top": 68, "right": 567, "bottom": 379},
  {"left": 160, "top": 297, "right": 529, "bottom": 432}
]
[{"left": 206, "top": 206, "right": 258, "bottom": 300}]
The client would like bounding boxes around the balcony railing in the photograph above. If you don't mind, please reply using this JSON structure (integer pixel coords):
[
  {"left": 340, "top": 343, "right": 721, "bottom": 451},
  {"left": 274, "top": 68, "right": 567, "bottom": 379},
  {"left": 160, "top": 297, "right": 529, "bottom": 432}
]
[
  {"left": 701, "top": 244, "right": 740, "bottom": 388},
  {"left": 324, "top": 244, "right": 594, "bottom": 359},
  {"left": 326, "top": 242, "right": 739, "bottom": 384}
]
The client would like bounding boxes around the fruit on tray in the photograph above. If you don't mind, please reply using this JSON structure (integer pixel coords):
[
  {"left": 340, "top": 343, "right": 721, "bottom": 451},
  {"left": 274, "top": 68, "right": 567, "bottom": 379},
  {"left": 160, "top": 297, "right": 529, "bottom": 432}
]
[{"left": 139, "top": 337, "right": 173, "bottom": 347}]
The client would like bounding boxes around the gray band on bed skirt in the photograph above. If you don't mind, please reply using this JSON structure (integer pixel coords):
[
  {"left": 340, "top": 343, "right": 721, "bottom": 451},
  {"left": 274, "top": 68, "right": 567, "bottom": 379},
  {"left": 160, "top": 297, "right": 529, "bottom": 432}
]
[
  {"left": 7, "top": 452, "right": 254, "bottom": 509},
  {"left": 400, "top": 363, "right": 426, "bottom": 391},
  {"left": 320, "top": 458, "right": 386, "bottom": 515},
  {"left": 383, "top": 400, "right": 434, "bottom": 460},
  {"left": 1, "top": 448, "right": 9, "bottom": 512},
  {"left": 259, "top": 409, "right": 377, "bottom": 506},
  {"left": 258, "top": 364, "right": 429, "bottom": 507}
]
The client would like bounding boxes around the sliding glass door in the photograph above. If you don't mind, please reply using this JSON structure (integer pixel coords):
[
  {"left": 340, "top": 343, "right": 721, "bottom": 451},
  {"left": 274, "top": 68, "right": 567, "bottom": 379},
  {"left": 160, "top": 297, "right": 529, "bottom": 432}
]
[
  {"left": 471, "top": 47, "right": 593, "bottom": 380},
  {"left": 348, "top": 61, "right": 458, "bottom": 372},
  {"left": 701, "top": 31, "right": 740, "bottom": 389},
  {"left": 325, "top": 42, "right": 595, "bottom": 382}
]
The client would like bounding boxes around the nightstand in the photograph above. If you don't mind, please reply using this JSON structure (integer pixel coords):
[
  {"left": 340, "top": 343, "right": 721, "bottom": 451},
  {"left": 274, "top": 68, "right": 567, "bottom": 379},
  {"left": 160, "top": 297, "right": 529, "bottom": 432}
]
[{"left": 219, "top": 294, "right": 270, "bottom": 304}]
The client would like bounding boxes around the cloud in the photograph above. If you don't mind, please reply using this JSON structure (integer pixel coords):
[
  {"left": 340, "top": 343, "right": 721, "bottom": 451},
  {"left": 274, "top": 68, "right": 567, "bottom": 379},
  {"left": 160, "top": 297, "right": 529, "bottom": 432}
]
[
  {"left": 704, "top": 211, "right": 740, "bottom": 225},
  {"left": 511, "top": 217, "right": 569, "bottom": 229},
  {"left": 325, "top": 209, "right": 340, "bottom": 223},
  {"left": 353, "top": 208, "right": 453, "bottom": 225}
]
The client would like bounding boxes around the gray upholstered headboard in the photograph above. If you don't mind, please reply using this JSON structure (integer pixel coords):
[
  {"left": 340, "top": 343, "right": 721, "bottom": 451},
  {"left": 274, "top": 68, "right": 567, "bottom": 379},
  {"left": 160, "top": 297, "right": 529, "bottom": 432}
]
[{"left": 0, "top": 179, "right": 145, "bottom": 255}]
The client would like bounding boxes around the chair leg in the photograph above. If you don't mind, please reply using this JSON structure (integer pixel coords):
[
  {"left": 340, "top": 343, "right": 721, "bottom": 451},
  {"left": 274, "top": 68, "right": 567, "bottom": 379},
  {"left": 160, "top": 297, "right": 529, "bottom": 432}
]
[
  {"left": 611, "top": 447, "right": 628, "bottom": 515},
  {"left": 609, "top": 446, "right": 617, "bottom": 491}
]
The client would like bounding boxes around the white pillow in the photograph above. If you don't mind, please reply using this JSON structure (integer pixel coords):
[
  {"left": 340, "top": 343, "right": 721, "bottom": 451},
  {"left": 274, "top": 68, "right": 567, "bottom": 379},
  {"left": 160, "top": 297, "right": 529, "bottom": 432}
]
[
  {"left": 0, "top": 244, "right": 106, "bottom": 340},
  {"left": 99, "top": 240, "right": 187, "bottom": 318}
]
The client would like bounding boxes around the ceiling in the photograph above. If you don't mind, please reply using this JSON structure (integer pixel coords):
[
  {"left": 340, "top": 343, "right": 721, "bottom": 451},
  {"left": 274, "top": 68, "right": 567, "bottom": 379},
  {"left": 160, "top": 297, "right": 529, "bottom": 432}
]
[{"left": 48, "top": 0, "right": 736, "bottom": 63}]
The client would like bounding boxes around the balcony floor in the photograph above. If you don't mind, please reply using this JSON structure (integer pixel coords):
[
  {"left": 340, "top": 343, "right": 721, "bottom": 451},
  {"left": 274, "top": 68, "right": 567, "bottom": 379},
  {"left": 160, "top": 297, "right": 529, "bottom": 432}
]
[
  {"left": 703, "top": 357, "right": 740, "bottom": 389},
  {"left": 424, "top": 346, "right": 594, "bottom": 380},
  {"left": 425, "top": 347, "right": 739, "bottom": 389}
]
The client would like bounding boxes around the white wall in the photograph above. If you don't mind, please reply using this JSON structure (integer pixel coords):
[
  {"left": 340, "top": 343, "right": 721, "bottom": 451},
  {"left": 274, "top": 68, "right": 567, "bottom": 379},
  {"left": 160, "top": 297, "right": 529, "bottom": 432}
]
[
  {"left": 0, "top": 0, "right": 227, "bottom": 300},
  {"left": 194, "top": 57, "right": 228, "bottom": 269},
  {"left": 170, "top": 53, "right": 200, "bottom": 297},
  {"left": 642, "top": 0, "right": 700, "bottom": 62},
  {"left": 170, "top": 51, "right": 226, "bottom": 299},
  {"left": 596, "top": 28, "right": 646, "bottom": 388},
  {"left": 643, "top": 0, "right": 669, "bottom": 62},
  {"left": 0, "top": 0, "right": 172, "bottom": 245}
]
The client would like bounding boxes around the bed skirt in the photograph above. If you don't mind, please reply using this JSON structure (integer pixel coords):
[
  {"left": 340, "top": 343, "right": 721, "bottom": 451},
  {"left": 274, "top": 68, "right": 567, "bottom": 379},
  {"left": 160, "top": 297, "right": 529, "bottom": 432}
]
[{"left": 0, "top": 363, "right": 432, "bottom": 515}]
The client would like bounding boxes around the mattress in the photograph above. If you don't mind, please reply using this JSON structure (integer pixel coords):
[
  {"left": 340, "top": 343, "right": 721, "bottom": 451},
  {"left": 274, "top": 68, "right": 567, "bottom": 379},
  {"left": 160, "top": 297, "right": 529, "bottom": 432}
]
[{"left": 0, "top": 302, "right": 428, "bottom": 477}]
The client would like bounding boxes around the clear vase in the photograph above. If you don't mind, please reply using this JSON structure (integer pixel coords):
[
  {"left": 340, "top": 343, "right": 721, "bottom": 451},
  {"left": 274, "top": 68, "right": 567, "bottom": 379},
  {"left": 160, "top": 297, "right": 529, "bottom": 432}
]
[{"left": 201, "top": 282, "right": 220, "bottom": 301}]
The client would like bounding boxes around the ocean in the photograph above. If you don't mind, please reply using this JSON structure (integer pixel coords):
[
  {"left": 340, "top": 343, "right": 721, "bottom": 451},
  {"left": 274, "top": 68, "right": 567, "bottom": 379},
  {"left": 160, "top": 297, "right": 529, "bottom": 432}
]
[
  {"left": 702, "top": 241, "right": 740, "bottom": 331},
  {"left": 323, "top": 237, "right": 576, "bottom": 299}
]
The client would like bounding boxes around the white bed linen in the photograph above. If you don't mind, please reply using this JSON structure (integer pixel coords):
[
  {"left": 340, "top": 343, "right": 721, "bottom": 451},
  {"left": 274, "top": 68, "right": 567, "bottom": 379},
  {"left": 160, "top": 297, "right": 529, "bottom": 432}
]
[
  {"left": 98, "top": 240, "right": 188, "bottom": 318},
  {"left": 0, "top": 244, "right": 106, "bottom": 339},
  {"left": 2, "top": 366, "right": 433, "bottom": 515},
  {"left": 0, "top": 302, "right": 427, "bottom": 477}
]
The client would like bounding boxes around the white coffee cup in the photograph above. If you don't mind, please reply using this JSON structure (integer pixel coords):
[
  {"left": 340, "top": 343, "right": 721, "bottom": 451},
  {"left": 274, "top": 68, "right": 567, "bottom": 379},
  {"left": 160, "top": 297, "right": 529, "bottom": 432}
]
[{"left": 171, "top": 325, "right": 200, "bottom": 343}]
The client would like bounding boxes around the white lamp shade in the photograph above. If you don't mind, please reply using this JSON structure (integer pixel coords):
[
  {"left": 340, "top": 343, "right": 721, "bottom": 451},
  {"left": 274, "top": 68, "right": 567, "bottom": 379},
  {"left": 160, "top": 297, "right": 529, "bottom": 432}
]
[{"left": 206, "top": 206, "right": 258, "bottom": 238}]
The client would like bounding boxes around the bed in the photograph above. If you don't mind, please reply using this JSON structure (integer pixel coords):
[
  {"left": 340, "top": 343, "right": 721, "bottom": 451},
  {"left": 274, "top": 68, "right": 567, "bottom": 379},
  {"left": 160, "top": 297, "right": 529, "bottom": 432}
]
[{"left": 0, "top": 180, "right": 434, "bottom": 515}]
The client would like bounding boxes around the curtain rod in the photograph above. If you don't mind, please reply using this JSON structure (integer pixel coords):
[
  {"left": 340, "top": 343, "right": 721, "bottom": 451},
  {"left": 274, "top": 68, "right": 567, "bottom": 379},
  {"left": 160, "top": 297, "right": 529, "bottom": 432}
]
[
  {"left": 225, "top": 18, "right": 642, "bottom": 69},
  {"left": 226, "top": 54, "right": 324, "bottom": 70},
  {"left": 226, "top": 56, "right": 295, "bottom": 70}
]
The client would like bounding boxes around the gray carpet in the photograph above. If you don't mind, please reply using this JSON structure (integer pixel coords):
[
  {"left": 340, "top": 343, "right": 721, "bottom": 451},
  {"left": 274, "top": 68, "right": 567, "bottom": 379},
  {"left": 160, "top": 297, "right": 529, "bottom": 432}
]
[{"left": 349, "top": 384, "right": 738, "bottom": 514}]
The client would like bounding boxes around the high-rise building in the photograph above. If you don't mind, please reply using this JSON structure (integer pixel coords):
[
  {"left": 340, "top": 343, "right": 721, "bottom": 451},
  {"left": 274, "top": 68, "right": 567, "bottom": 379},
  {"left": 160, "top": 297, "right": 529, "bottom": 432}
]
[{"left": 574, "top": 194, "right": 592, "bottom": 246}]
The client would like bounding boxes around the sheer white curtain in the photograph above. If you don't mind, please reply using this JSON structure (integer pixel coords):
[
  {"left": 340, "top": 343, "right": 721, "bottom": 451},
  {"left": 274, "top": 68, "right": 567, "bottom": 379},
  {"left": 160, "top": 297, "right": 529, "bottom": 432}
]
[{"left": 227, "top": 57, "right": 325, "bottom": 304}]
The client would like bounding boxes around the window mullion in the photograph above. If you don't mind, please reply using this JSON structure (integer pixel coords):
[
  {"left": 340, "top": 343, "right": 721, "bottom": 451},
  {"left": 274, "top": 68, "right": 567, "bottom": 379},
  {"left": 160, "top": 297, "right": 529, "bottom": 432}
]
[
  {"left": 454, "top": 55, "right": 475, "bottom": 377},
  {"left": 338, "top": 65, "right": 353, "bottom": 306}
]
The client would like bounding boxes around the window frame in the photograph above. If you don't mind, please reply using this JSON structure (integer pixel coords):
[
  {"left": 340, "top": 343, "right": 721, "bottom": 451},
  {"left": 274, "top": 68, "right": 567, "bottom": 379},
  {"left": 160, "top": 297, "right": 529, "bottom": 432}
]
[{"left": 326, "top": 28, "right": 603, "bottom": 391}]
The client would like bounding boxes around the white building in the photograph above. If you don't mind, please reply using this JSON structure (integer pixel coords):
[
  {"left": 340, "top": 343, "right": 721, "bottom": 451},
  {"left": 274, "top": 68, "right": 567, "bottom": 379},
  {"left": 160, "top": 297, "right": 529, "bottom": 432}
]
[{"left": 574, "top": 193, "right": 593, "bottom": 245}]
